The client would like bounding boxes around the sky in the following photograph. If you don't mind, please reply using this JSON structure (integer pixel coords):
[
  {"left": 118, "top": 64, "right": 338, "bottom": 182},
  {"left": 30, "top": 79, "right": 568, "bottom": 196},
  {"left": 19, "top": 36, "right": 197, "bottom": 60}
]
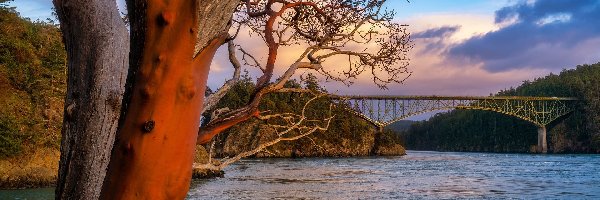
[{"left": 9, "top": 0, "right": 600, "bottom": 98}]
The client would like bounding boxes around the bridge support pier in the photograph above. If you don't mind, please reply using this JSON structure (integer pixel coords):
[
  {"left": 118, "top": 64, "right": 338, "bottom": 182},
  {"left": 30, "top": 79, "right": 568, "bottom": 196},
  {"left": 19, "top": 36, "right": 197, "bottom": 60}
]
[{"left": 537, "top": 126, "right": 547, "bottom": 153}]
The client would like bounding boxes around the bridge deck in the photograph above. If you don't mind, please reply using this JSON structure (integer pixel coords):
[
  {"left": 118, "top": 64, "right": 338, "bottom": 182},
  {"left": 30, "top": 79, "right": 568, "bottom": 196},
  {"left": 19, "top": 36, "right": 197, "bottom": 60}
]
[
  {"left": 329, "top": 95, "right": 577, "bottom": 101},
  {"left": 328, "top": 94, "right": 578, "bottom": 128}
]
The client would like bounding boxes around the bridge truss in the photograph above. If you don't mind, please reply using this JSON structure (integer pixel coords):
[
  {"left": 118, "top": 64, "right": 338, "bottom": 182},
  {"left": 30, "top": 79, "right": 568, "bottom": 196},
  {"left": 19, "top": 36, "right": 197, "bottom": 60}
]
[{"left": 330, "top": 95, "right": 578, "bottom": 128}]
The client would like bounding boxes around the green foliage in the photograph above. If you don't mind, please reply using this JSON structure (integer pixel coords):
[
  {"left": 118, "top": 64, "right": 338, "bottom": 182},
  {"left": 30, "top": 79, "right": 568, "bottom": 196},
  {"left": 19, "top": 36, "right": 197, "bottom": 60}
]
[
  {"left": 400, "top": 63, "right": 600, "bottom": 153},
  {"left": 0, "top": 7, "right": 66, "bottom": 158},
  {"left": 204, "top": 73, "right": 332, "bottom": 127},
  {"left": 376, "top": 129, "right": 404, "bottom": 146},
  {"left": 0, "top": 116, "right": 21, "bottom": 157},
  {"left": 205, "top": 73, "right": 403, "bottom": 157}
]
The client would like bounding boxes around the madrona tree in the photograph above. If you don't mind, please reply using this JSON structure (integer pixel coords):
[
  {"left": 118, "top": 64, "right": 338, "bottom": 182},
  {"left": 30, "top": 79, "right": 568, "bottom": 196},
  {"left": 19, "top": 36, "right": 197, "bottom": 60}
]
[
  {"left": 53, "top": 0, "right": 238, "bottom": 199},
  {"left": 52, "top": 0, "right": 410, "bottom": 199},
  {"left": 198, "top": 0, "right": 412, "bottom": 145}
]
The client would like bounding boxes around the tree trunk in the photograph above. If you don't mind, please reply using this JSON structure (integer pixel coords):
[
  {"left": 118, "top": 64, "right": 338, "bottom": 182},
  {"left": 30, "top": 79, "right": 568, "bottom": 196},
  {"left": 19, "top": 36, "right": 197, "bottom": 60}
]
[
  {"left": 53, "top": 0, "right": 129, "bottom": 199},
  {"left": 100, "top": 0, "right": 235, "bottom": 199},
  {"left": 54, "top": 0, "right": 237, "bottom": 198}
]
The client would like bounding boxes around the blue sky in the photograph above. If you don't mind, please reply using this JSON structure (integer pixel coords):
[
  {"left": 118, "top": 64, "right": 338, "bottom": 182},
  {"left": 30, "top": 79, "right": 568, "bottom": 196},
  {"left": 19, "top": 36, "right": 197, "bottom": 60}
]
[
  {"left": 7, "top": 0, "right": 54, "bottom": 21},
  {"left": 10, "top": 0, "right": 506, "bottom": 22},
  {"left": 9, "top": 0, "right": 600, "bottom": 98},
  {"left": 390, "top": 0, "right": 509, "bottom": 19}
]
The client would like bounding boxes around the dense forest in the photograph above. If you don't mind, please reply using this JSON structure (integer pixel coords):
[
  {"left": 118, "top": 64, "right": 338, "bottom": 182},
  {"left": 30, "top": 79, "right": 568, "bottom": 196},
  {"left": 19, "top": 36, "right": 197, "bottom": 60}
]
[
  {"left": 0, "top": 6, "right": 65, "bottom": 188},
  {"left": 399, "top": 63, "right": 600, "bottom": 153}
]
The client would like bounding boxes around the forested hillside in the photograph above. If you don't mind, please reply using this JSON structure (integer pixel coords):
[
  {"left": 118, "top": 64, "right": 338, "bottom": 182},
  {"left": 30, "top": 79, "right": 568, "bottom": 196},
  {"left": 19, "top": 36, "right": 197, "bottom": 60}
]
[
  {"left": 399, "top": 63, "right": 600, "bottom": 153},
  {"left": 0, "top": 7, "right": 65, "bottom": 188}
]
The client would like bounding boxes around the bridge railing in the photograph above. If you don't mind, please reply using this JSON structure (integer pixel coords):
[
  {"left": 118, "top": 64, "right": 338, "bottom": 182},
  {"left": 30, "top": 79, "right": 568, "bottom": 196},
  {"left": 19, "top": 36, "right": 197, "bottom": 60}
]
[{"left": 329, "top": 94, "right": 578, "bottom": 101}]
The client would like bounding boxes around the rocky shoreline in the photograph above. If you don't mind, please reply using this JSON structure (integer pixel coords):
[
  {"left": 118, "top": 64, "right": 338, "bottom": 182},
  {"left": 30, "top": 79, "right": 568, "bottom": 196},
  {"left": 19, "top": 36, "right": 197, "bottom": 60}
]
[
  {"left": 191, "top": 131, "right": 407, "bottom": 180},
  {"left": 0, "top": 148, "right": 59, "bottom": 189},
  {"left": 207, "top": 119, "right": 406, "bottom": 159},
  {"left": 190, "top": 117, "right": 407, "bottom": 179}
]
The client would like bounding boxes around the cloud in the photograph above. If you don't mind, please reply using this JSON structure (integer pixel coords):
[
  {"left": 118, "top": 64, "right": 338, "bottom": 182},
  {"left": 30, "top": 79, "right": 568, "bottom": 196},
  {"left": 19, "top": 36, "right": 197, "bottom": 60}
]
[
  {"left": 14, "top": 0, "right": 564, "bottom": 98},
  {"left": 413, "top": 26, "right": 461, "bottom": 39},
  {"left": 401, "top": 13, "right": 499, "bottom": 42},
  {"left": 319, "top": 11, "right": 553, "bottom": 97},
  {"left": 412, "top": 26, "right": 461, "bottom": 55},
  {"left": 448, "top": 0, "right": 600, "bottom": 72}
]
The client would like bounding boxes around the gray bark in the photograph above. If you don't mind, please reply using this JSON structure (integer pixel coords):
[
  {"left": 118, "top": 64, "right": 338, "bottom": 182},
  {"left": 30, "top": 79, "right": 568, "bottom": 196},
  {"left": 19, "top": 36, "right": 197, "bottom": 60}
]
[
  {"left": 202, "top": 41, "right": 241, "bottom": 114},
  {"left": 53, "top": 0, "right": 129, "bottom": 199},
  {"left": 194, "top": 1, "right": 239, "bottom": 56}
]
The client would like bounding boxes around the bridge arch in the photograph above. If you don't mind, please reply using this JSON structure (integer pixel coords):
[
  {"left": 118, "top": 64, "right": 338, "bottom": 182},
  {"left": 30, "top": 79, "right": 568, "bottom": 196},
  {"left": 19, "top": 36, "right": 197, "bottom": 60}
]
[
  {"left": 331, "top": 95, "right": 577, "bottom": 153},
  {"left": 380, "top": 106, "right": 548, "bottom": 128}
]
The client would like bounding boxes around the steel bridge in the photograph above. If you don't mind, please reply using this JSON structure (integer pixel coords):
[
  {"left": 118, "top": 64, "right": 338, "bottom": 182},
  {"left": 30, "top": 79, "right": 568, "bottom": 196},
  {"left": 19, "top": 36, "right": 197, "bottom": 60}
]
[{"left": 330, "top": 95, "right": 578, "bottom": 153}]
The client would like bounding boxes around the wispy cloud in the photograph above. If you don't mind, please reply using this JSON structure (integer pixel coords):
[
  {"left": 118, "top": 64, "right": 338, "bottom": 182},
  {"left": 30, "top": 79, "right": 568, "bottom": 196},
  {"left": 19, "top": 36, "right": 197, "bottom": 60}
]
[
  {"left": 413, "top": 26, "right": 461, "bottom": 39},
  {"left": 412, "top": 26, "right": 461, "bottom": 55}
]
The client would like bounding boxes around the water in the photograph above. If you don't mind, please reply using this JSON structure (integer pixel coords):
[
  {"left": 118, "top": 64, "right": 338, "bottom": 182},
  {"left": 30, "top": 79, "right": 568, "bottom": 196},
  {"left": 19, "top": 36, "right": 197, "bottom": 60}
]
[
  {"left": 0, "top": 187, "right": 54, "bottom": 200},
  {"left": 187, "top": 151, "right": 600, "bottom": 199},
  {"left": 2, "top": 151, "right": 599, "bottom": 199}
]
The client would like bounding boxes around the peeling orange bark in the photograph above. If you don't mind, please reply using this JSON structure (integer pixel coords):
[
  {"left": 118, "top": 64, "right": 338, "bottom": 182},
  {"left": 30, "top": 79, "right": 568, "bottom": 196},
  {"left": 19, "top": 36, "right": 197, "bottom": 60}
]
[
  {"left": 197, "top": 109, "right": 260, "bottom": 144},
  {"left": 100, "top": 0, "right": 224, "bottom": 199}
]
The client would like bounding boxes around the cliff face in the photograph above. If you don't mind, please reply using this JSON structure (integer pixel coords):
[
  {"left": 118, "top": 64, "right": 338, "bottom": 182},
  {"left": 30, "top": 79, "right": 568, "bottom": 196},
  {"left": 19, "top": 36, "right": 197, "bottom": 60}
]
[{"left": 206, "top": 118, "right": 406, "bottom": 158}]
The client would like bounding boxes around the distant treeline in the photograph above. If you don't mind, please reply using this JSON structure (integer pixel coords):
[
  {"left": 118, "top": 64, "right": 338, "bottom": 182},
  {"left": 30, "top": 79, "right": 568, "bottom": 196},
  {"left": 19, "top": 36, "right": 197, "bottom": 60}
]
[{"left": 397, "top": 63, "right": 600, "bottom": 153}]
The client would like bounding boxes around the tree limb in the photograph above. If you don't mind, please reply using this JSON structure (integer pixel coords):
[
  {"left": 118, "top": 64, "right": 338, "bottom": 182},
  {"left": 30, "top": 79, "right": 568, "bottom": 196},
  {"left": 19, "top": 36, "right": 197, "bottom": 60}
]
[
  {"left": 202, "top": 41, "right": 242, "bottom": 114},
  {"left": 196, "top": 94, "right": 333, "bottom": 170}
]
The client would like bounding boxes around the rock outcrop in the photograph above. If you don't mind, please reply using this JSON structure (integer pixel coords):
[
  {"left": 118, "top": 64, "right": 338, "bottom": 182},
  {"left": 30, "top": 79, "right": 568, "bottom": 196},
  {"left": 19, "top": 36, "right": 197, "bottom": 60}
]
[{"left": 205, "top": 118, "right": 406, "bottom": 159}]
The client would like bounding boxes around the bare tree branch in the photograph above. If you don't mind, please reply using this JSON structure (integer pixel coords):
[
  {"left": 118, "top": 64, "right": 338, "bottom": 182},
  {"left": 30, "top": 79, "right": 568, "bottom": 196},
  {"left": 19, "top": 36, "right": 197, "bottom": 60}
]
[
  {"left": 196, "top": 94, "right": 333, "bottom": 170},
  {"left": 202, "top": 41, "right": 242, "bottom": 114}
]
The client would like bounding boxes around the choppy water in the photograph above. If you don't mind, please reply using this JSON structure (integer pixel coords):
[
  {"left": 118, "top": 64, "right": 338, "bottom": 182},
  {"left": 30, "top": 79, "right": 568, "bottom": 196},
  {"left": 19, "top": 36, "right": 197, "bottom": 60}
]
[
  {"left": 2, "top": 151, "right": 599, "bottom": 199},
  {"left": 187, "top": 151, "right": 600, "bottom": 199}
]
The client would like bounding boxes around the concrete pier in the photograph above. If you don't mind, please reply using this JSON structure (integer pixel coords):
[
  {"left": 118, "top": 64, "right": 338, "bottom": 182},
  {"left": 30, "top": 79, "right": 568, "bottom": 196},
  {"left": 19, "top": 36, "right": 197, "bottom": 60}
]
[{"left": 537, "top": 126, "right": 547, "bottom": 153}]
